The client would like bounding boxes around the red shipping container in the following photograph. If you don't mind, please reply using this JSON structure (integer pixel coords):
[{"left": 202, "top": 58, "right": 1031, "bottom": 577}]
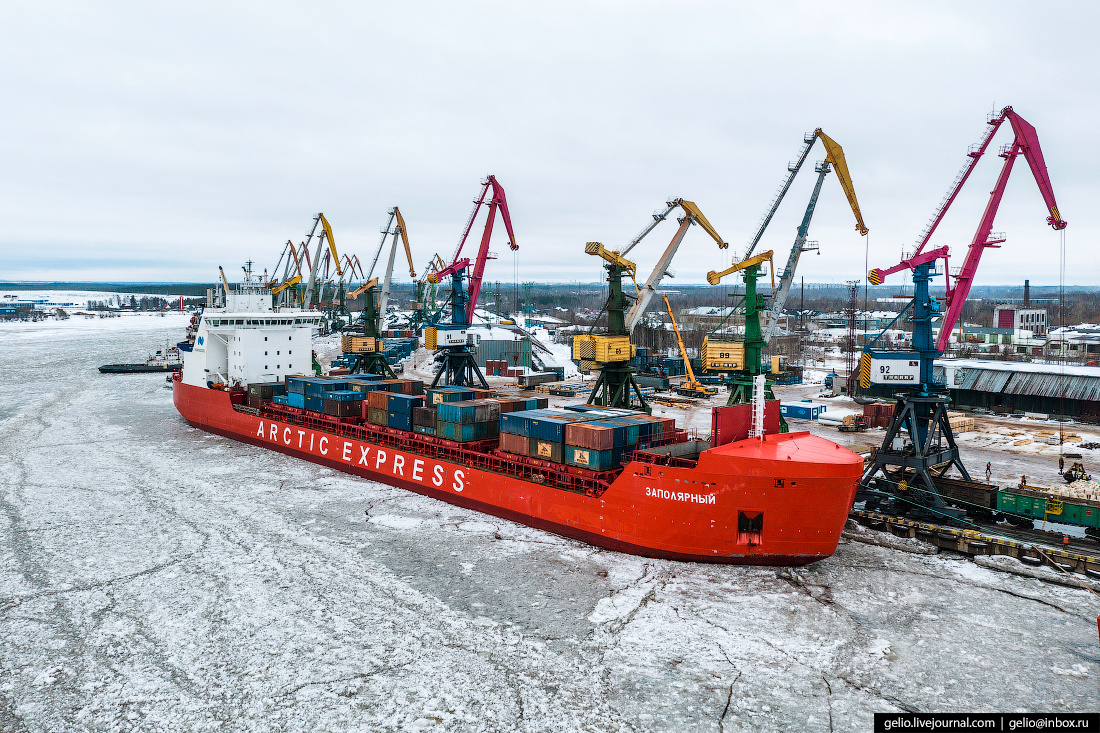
[
  {"left": 367, "top": 390, "right": 390, "bottom": 410},
  {"left": 565, "top": 422, "right": 616, "bottom": 450},
  {"left": 500, "top": 432, "right": 530, "bottom": 456},
  {"left": 710, "top": 401, "right": 781, "bottom": 447}
]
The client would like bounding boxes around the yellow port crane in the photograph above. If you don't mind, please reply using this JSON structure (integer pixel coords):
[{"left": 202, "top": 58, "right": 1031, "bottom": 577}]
[{"left": 661, "top": 294, "right": 716, "bottom": 399}]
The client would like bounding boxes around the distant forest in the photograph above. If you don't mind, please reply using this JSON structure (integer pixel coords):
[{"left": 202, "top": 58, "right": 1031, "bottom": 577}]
[{"left": 9, "top": 280, "right": 1100, "bottom": 328}]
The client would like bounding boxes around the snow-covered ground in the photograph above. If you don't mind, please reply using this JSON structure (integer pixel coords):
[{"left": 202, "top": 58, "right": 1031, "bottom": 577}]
[{"left": 1, "top": 317, "right": 1098, "bottom": 731}]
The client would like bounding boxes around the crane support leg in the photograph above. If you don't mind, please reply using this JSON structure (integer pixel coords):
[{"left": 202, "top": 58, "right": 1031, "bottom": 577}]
[
  {"left": 587, "top": 362, "right": 651, "bottom": 414},
  {"left": 856, "top": 393, "right": 970, "bottom": 520},
  {"left": 430, "top": 346, "right": 489, "bottom": 390},
  {"left": 348, "top": 353, "right": 397, "bottom": 379}
]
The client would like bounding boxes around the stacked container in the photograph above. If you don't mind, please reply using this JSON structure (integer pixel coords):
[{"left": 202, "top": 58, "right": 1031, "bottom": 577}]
[
  {"left": 412, "top": 406, "right": 437, "bottom": 435},
  {"left": 367, "top": 389, "right": 390, "bottom": 425},
  {"left": 323, "top": 390, "right": 364, "bottom": 417},
  {"left": 436, "top": 399, "right": 501, "bottom": 443},
  {"left": 247, "top": 381, "right": 287, "bottom": 409},
  {"left": 425, "top": 386, "right": 475, "bottom": 407},
  {"left": 387, "top": 393, "right": 424, "bottom": 431}
]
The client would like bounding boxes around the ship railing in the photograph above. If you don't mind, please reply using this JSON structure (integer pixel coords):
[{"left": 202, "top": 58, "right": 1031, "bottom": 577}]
[{"left": 250, "top": 403, "right": 621, "bottom": 498}]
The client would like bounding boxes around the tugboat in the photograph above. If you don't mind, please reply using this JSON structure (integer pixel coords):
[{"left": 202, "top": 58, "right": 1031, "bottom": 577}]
[{"left": 99, "top": 345, "right": 183, "bottom": 373}]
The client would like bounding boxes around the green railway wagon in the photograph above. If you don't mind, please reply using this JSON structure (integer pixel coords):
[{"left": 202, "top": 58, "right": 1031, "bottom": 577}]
[{"left": 997, "top": 488, "right": 1100, "bottom": 530}]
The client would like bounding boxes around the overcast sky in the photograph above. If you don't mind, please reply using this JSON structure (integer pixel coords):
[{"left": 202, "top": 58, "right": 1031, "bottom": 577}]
[{"left": 1, "top": 2, "right": 1096, "bottom": 288}]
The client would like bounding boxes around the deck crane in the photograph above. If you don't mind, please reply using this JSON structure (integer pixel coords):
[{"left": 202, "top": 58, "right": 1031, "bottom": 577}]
[
  {"left": 342, "top": 207, "right": 417, "bottom": 378},
  {"left": 858, "top": 106, "right": 1067, "bottom": 515},
  {"left": 662, "top": 294, "right": 717, "bottom": 399},
  {"left": 703, "top": 128, "right": 868, "bottom": 399},
  {"left": 425, "top": 175, "right": 517, "bottom": 388},
  {"left": 268, "top": 239, "right": 306, "bottom": 307}
]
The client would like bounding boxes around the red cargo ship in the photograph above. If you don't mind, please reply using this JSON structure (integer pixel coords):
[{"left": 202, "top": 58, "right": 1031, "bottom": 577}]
[
  {"left": 173, "top": 376, "right": 861, "bottom": 565},
  {"left": 173, "top": 276, "right": 861, "bottom": 564}
]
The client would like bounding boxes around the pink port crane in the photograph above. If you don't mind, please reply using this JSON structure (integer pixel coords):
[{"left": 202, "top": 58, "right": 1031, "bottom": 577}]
[
  {"left": 868, "top": 106, "right": 1067, "bottom": 353},
  {"left": 430, "top": 175, "right": 518, "bottom": 325}
]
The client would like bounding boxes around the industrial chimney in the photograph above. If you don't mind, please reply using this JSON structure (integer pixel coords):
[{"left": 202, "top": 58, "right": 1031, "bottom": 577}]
[{"left": 1023, "top": 279, "right": 1030, "bottom": 307}]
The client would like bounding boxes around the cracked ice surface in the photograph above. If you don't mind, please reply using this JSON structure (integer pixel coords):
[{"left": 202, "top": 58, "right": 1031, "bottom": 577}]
[{"left": 1, "top": 317, "right": 1098, "bottom": 732}]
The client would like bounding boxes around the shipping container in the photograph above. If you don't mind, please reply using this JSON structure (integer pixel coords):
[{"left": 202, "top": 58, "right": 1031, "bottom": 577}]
[
  {"left": 426, "top": 386, "right": 476, "bottom": 406},
  {"left": 388, "top": 393, "right": 425, "bottom": 414},
  {"left": 411, "top": 406, "right": 437, "bottom": 429},
  {"left": 348, "top": 381, "right": 383, "bottom": 395},
  {"left": 413, "top": 425, "right": 436, "bottom": 436},
  {"left": 437, "top": 399, "right": 499, "bottom": 425},
  {"left": 499, "top": 431, "right": 530, "bottom": 456},
  {"left": 529, "top": 438, "right": 564, "bottom": 463},
  {"left": 367, "top": 390, "right": 391, "bottom": 410},
  {"left": 272, "top": 394, "right": 289, "bottom": 406},
  {"left": 565, "top": 445, "right": 617, "bottom": 471},
  {"left": 288, "top": 392, "right": 306, "bottom": 409},
  {"left": 324, "top": 390, "right": 364, "bottom": 402},
  {"left": 437, "top": 421, "right": 479, "bottom": 442},
  {"left": 564, "top": 421, "right": 618, "bottom": 451},
  {"left": 388, "top": 412, "right": 413, "bottom": 431},
  {"left": 779, "top": 402, "right": 826, "bottom": 420},
  {"left": 367, "top": 407, "right": 388, "bottom": 426},
  {"left": 323, "top": 398, "right": 361, "bottom": 417}
]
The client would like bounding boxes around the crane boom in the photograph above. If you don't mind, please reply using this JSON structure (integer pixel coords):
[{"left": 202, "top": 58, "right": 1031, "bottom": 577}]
[
  {"left": 868, "top": 107, "right": 1066, "bottom": 353},
  {"left": 392, "top": 207, "right": 417, "bottom": 279},
  {"left": 815, "top": 130, "right": 868, "bottom": 235},
  {"left": 463, "top": 176, "right": 516, "bottom": 324},
  {"left": 378, "top": 206, "right": 416, "bottom": 322},
  {"left": 366, "top": 209, "right": 397, "bottom": 280},
  {"left": 623, "top": 199, "right": 728, "bottom": 333},
  {"left": 621, "top": 199, "right": 677, "bottom": 257},
  {"left": 584, "top": 241, "right": 637, "bottom": 276},
  {"left": 706, "top": 250, "right": 774, "bottom": 289},
  {"left": 761, "top": 129, "right": 870, "bottom": 343},
  {"left": 271, "top": 275, "right": 302, "bottom": 296},
  {"left": 218, "top": 266, "right": 231, "bottom": 297},
  {"left": 662, "top": 294, "right": 704, "bottom": 392},
  {"left": 302, "top": 214, "right": 324, "bottom": 309},
  {"left": 319, "top": 213, "right": 342, "bottom": 277}
]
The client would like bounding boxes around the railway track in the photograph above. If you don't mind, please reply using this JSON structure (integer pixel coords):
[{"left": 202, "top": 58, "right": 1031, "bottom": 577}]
[{"left": 848, "top": 509, "right": 1100, "bottom": 579}]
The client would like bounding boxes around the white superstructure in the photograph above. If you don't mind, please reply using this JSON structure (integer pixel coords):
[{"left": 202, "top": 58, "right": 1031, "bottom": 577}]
[{"left": 182, "top": 278, "right": 323, "bottom": 388}]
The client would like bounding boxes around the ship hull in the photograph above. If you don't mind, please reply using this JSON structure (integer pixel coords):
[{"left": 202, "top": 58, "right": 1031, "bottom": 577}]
[
  {"left": 173, "top": 379, "right": 862, "bottom": 565},
  {"left": 100, "top": 363, "right": 182, "bottom": 373}
]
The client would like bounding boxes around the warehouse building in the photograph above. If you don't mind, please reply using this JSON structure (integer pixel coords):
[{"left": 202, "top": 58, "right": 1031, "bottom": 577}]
[{"left": 935, "top": 359, "right": 1100, "bottom": 418}]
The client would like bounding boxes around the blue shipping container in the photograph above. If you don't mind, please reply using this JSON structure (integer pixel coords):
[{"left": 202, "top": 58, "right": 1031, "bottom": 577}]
[
  {"left": 388, "top": 412, "right": 413, "bottom": 431},
  {"left": 287, "top": 377, "right": 312, "bottom": 395},
  {"left": 288, "top": 392, "right": 306, "bottom": 409},
  {"left": 388, "top": 394, "right": 425, "bottom": 414},
  {"left": 565, "top": 445, "right": 617, "bottom": 471},
  {"left": 324, "top": 390, "right": 364, "bottom": 402},
  {"left": 438, "top": 421, "right": 479, "bottom": 442},
  {"left": 437, "top": 401, "right": 480, "bottom": 425},
  {"left": 779, "top": 402, "right": 825, "bottom": 420},
  {"left": 272, "top": 394, "right": 289, "bottom": 406},
  {"left": 304, "top": 394, "right": 323, "bottom": 412}
]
